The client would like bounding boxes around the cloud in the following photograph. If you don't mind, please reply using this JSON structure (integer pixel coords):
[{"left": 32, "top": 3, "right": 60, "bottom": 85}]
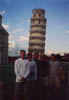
[
  {"left": 8, "top": 42, "right": 28, "bottom": 56},
  {"left": 19, "top": 36, "right": 29, "bottom": 42},
  {"left": 8, "top": 26, "right": 29, "bottom": 56},
  {"left": 65, "top": 30, "right": 69, "bottom": 34},
  {"left": 12, "top": 27, "right": 24, "bottom": 34},
  {"left": 2, "top": 23, "right": 9, "bottom": 30},
  {"left": 28, "top": 19, "right": 30, "bottom": 23},
  {"left": 9, "top": 26, "right": 29, "bottom": 44},
  {"left": 0, "top": 11, "right": 6, "bottom": 15},
  {"left": 9, "top": 27, "right": 24, "bottom": 40},
  {"left": 8, "top": 41, "right": 16, "bottom": 48},
  {"left": 45, "top": 50, "right": 53, "bottom": 55}
]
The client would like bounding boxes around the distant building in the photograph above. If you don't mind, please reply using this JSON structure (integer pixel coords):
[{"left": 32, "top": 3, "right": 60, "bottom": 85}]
[
  {"left": 61, "top": 53, "right": 69, "bottom": 62},
  {"left": 0, "top": 15, "right": 9, "bottom": 64},
  {"left": 28, "top": 9, "right": 46, "bottom": 54}
]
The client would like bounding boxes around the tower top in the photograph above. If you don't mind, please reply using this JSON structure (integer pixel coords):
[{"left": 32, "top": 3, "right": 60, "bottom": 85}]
[{"left": 32, "top": 8, "right": 45, "bottom": 13}]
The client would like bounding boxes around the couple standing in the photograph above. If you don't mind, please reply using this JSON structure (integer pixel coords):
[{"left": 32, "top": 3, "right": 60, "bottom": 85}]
[{"left": 14, "top": 50, "right": 37, "bottom": 100}]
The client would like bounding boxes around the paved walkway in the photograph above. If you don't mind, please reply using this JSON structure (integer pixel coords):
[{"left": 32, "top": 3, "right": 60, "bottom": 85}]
[{"left": 0, "top": 81, "right": 69, "bottom": 100}]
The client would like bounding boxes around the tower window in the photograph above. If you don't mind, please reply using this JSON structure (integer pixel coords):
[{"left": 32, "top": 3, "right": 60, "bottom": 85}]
[
  {"left": 34, "top": 13, "right": 36, "bottom": 17},
  {"left": 36, "top": 11, "right": 38, "bottom": 13},
  {"left": 39, "top": 19, "right": 40, "bottom": 24},
  {"left": 32, "top": 21, "right": 35, "bottom": 24},
  {"left": 39, "top": 13, "right": 41, "bottom": 17}
]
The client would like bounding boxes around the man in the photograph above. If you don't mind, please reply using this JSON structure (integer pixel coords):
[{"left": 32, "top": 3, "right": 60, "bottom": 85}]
[
  {"left": 27, "top": 52, "right": 32, "bottom": 61},
  {"left": 49, "top": 54, "right": 61, "bottom": 100},
  {"left": 14, "top": 51, "right": 37, "bottom": 100},
  {"left": 26, "top": 52, "right": 37, "bottom": 100},
  {"left": 39, "top": 54, "right": 49, "bottom": 87},
  {"left": 37, "top": 53, "right": 49, "bottom": 100},
  {"left": 33, "top": 52, "right": 39, "bottom": 61},
  {"left": 14, "top": 50, "right": 28, "bottom": 100},
  {"left": 33, "top": 52, "right": 40, "bottom": 79},
  {"left": 49, "top": 54, "right": 60, "bottom": 88}
]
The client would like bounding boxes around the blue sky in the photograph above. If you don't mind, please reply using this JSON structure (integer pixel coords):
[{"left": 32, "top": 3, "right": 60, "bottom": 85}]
[{"left": 0, "top": 0, "right": 69, "bottom": 56}]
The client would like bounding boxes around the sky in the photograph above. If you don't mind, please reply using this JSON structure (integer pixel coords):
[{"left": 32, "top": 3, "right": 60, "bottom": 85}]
[{"left": 0, "top": 0, "right": 69, "bottom": 56}]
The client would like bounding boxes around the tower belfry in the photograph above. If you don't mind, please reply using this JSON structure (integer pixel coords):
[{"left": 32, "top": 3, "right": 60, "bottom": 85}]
[{"left": 28, "top": 9, "right": 46, "bottom": 54}]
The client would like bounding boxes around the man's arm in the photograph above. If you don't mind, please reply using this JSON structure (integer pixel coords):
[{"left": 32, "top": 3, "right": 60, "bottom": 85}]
[{"left": 23, "top": 62, "right": 30, "bottom": 78}]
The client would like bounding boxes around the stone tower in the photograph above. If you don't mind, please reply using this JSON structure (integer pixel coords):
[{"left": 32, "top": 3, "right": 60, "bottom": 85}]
[
  {"left": 28, "top": 9, "right": 46, "bottom": 54},
  {"left": 0, "top": 15, "right": 9, "bottom": 64}
]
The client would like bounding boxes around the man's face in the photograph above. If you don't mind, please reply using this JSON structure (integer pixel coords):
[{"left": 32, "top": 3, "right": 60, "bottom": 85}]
[
  {"left": 28, "top": 55, "right": 32, "bottom": 61},
  {"left": 40, "top": 54, "right": 44, "bottom": 61},
  {"left": 20, "top": 51, "right": 25, "bottom": 59},
  {"left": 50, "top": 55, "right": 55, "bottom": 61},
  {"left": 34, "top": 54, "right": 39, "bottom": 60}
]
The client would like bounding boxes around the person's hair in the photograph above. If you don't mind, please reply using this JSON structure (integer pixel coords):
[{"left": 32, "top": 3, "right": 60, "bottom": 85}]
[
  {"left": 20, "top": 50, "right": 25, "bottom": 54},
  {"left": 55, "top": 54, "right": 61, "bottom": 61},
  {"left": 51, "top": 54, "right": 55, "bottom": 57},
  {"left": 44, "top": 54, "right": 49, "bottom": 59},
  {"left": 27, "top": 52, "right": 32, "bottom": 56},
  {"left": 50, "top": 54, "right": 55, "bottom": 60},
  {"left": 34, "top": 52, "right": 39, "bottom": 55},
  {"left": 40, "top": 53, "right": 44, "bottom": 57}
]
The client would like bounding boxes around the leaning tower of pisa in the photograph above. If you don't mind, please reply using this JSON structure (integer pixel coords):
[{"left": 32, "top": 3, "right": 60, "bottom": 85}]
[{"left": 28, "top": 9, "right": 46, "bottom": 54}]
